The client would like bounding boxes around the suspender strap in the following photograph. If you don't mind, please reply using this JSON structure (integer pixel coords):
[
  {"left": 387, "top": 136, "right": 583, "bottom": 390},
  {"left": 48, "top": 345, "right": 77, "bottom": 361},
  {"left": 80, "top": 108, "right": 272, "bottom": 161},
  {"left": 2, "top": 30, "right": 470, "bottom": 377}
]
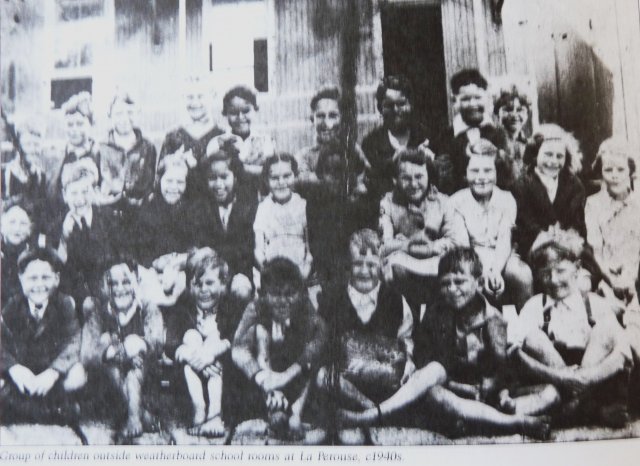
[
  {"left": 582, "top": 292, "right": 596, "bottom": 328},
  {"left": 542, "top": 294, "right": 551, "bottom": 335}
]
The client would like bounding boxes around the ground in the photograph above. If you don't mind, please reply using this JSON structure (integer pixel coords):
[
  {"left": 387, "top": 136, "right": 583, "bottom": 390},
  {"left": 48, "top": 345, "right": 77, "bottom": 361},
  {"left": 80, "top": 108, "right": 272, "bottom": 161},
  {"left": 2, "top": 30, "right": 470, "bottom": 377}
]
[{"left": 3, "top": 417, "right": 640, "bottom": 446}]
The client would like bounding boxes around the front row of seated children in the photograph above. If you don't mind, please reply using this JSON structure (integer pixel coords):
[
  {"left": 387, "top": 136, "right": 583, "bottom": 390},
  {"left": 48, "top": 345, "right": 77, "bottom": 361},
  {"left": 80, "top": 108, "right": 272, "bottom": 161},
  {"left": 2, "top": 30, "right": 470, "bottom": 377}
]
[{"left": 1, "top": 225, "right": 637, "bottom": 441}]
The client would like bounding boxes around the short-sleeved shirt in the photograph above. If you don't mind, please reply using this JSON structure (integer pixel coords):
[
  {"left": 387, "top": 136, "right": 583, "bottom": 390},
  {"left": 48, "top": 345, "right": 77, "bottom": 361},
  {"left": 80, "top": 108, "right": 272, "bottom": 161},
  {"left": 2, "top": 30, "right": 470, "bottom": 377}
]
[{"left": 450, "top": 187, "right": 516, "bottom": 268}]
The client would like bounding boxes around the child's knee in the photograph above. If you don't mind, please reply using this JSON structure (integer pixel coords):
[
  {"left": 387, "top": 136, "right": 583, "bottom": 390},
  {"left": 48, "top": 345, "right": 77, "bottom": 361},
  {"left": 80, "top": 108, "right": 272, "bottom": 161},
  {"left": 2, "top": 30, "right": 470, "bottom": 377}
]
[
  {"left": 63, "top": 363, "right": 87, "bottom": 392},
  {"left": 523, "top": 329, "right": 552, "bottom": 354},
  {"left": 182, "top": 329, "right": 203, "bottom": 347},
  {"left": 123, "top": 334, "right": 148, "bottom": 359},
  {"left": 504, "top": 257, "right": 533, "bottom": 288},
  {"left": 588, "top": 324, "right": 617, "bottom": 353},
  {"left": 421, "top": 361, "right": 447, "bottom": 385},
  {"left": 315, "top": 366, "right": 329, "bottom": 389}
]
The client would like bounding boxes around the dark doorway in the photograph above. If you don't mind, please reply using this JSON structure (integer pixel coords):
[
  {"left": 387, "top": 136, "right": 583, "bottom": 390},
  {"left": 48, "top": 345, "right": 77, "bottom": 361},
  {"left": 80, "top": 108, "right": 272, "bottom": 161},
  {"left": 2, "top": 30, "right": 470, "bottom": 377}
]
[{"left": 381, "top": 3, "right": 448, "bottom": 139}]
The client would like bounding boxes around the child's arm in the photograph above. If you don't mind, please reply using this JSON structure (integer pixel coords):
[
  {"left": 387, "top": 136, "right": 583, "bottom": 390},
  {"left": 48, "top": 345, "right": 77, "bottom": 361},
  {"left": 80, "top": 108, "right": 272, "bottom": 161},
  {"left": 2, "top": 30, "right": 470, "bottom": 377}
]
[
  {"left": 428, "top": 203, "right": 470, "bottom": 255},
  {"left": 398, "top": 298, "right": 416, "bottom": 384},
  {"left": 231, "top": 302, "right": 263, "bottom": 382},
  {"left": 255, "top": 323, "right": 271, "bottom": 370},
  {"left": 379, "top": 196, "right": 411, "bottom": 257}
]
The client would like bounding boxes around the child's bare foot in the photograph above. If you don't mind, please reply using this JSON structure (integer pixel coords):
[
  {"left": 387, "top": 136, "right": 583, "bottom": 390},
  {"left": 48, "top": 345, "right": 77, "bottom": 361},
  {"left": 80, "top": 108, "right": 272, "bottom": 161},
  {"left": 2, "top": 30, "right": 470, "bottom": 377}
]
[
  {"left": 599, "top": 403, "right": 629, "bottom": 428},
  {"left": 198, "top": 416, "right": 226, "bottom": 438},
  {"left": 187, "top": 407, "right": 207, "bottom": 436},
  {"left": 141, "top": 409, "right": 160, "bottom": 433},
  {"left": 498, "top": 389, "right": 516, "bottom": 414},
  {"left": 520, "top": 415, "right": 551, "bottom": 441},
  {"left": 121, "top": 415, "right": 143, "bottom": 440}
]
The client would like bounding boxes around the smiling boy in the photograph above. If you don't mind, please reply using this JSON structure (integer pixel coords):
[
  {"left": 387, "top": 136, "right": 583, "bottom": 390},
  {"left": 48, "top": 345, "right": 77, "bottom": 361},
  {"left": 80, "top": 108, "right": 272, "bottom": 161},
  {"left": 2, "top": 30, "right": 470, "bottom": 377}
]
[
  {"left": 81, "top": 258, "right": 163, "bottom": 441},
  {"left": 1, "top": 247, "right": 86, "bottom": 424}
]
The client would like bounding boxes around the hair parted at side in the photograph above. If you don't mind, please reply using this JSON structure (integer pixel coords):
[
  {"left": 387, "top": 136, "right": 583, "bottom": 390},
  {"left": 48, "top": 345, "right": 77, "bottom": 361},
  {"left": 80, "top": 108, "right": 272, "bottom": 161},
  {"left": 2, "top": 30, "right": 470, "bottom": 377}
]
[
  {"left": 438, "top": 247, "right": 483, "bottom": 279},
  {"left": 60, "top": 158, "right": 99, "bottom": 189},
  {"left": 17, "top": 246, "right": 63, "bottom": 275},
  {"left": 186, "top": 247, "right": 230, "bottom": 288},
  {"left": 310, "top": 85, "right": 341, "bottom": 112},
  {"left": 529, "top": 223, "right": 584, "bottom": 269},
  {"left": 261, "top": 152, "right": 298, "bottom": 189}
]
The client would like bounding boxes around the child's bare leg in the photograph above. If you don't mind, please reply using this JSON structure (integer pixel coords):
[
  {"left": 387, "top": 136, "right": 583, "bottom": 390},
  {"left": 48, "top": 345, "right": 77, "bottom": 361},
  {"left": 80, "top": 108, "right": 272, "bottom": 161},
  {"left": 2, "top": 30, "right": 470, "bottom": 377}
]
[
  {"left": 120, "top": 335, "right": 148, "bottom": 438},
  {"left": 184, "top": 365, "right": 206, "bottom": 431},
  {"left": 581, "top": 324, "right": 617, "bottom": 368},
  {"left": 522, "top": 329, "right": 567, "bottom": 368},
  {"left": 503, "top": 256, "right": 533, "bottom": 312},
  {"left": 289, "top": 377, "right": 312, "bottom": 434},
  {"left": 338, "top": 362, "right": 446, "bottom": 426},
  {"left": 500, "top": 384, "right": 561, "bottom": 416},
  {"left": 197, "top": 372, "right": 225, "bottom": 437},
  {"left": 426, "top": 385, "right": 550, "bottom": 439},
  {"left": 316, "top": 366, "right": 376, "bottom": 410},
  {"left": 256, "top": 324, "right": 271, "bottom": 370}
]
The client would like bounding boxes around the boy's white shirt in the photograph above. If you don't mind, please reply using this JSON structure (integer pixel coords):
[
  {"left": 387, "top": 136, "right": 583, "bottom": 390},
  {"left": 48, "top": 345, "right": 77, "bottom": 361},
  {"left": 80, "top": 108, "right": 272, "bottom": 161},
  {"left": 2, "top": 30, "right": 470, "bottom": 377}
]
[
  {"left": 218, "top": 200, "right": 234, "bottom": 230},
  {"left": 28, "top": 299, "right": 48, "bottom": 321},
  {"left": 346, "top": 283, "right": 414, "bottom": 358}
]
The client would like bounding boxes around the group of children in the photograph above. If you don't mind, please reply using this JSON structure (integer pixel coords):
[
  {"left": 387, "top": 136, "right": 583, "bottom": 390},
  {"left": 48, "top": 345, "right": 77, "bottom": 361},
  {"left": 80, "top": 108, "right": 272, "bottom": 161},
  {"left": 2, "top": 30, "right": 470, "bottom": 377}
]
[{"left": 1, "top": 69, "right": 639, "bottom": 443}]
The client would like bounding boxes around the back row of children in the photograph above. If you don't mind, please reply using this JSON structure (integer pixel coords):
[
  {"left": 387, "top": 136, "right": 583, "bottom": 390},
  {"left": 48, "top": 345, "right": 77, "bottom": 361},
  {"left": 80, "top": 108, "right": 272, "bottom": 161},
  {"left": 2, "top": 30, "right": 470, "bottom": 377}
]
[{"left": 2, "top": 68, "right": 639, "bottom": 442}]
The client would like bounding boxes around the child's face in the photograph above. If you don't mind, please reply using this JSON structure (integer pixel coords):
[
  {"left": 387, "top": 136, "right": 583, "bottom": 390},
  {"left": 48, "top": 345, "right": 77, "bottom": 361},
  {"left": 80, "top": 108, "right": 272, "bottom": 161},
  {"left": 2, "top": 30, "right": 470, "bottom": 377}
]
[
  {"left": 1, "top": 206, "right": 32, "bottom": 246},
  {"left": 312, "top": 98, "right": 341, "bottom": 145},
  {"left": 19, "top": 132, "right": 42, "bottom": 162},
  {"left": 538, "top": 249, "right": 578, "bottom": 300},
  {"left": 191, "top": 267, "right": 226, "bottom": 312},
  {"left": 207, "top": 160, "right": 235, "bottom": 204},
  {"left": 226, "top": 96, "right": 254, "bottom": 139},
  {"left": 65, "top": 112, "right": 91, "bottom": 147},
  {"left": 63, "top": 178, "right": 94, "bottom": 215},
  {"left": 110, "top": 100, "right": 134, "bottom": 136},
  {"left": 536, "top": 140, "right": 566, "bottom": 178},
  {"left": 160, "top": 166, "right": 187, "bottom": 205},
  {"left": 264, "top": 283, "right": 301, "bottom": 328},
  {"left": 185, "top": 86, "right": 208, "bottom": 122},
  {"left": 397, "top": 161, "right": 428, "bottom": 204},
  {"left": 349, "top": 249, "right": 381, "bottom": 294},
  {"left": 19, "top": 259, "right": 59, "bottom": 306},
  {"left": 268, "top": 161, "right": 295, "bottom": 204},
  {"left": 381, "top": 89, "right": 412, "bottom": 133},
  {"left": 601, "top": 153, "right": 631, "bottom": 197},
  {"left": 466, "top": 155, "right": 496, "bottom": 198},
  {"left": 455, "top": 84, "right": 487, "bottom": 127},
  {"left": 439, "top": 263, "right": 482, "bottom": 311},
  {"left": 498, "top": 97, "right": 529, "bottom": 136},
  {"left": 108, "top": 264, "right": 137, "bottom": 312}
]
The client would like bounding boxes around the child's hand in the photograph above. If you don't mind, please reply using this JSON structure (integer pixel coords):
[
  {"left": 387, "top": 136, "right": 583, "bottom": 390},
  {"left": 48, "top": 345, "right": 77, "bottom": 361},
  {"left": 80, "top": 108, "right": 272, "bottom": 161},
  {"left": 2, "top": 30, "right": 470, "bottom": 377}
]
[
  {"left": 62, "top": 213, "right": 79, "bottom": 240},
  {"left": 266, "top": 390, "right": 289, "bottom": 412},
  {"left": 400, "top": 358, "right": 416, "bottom": 385},
  {"left": 484, "top": 271, "right": 505, "bottom": 298},
  {"left": 271, "top": 320, "right": 289, "bottom": 344},
  {"left": 202, "top": 361, "right": 223, "bottom": 378},
  {"left": 174, "top": 345, "right": 193, "bottom": 364},
  {"left": 30, "top": 369, "right": 60, "bottom": 396},
  {"left": 8, "top": 364, "right": 36, "bottom": 395}
]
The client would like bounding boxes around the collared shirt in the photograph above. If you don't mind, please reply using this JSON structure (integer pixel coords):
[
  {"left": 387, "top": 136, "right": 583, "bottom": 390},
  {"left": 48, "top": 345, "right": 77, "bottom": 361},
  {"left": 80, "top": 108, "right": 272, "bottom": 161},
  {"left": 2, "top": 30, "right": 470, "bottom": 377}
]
[
  {"left": 28, "top": 299, "right": 48, "bottom": 321},
  {"left": 218, "top": 201, "right": 234, "bottom": 231},
  {"left": 534, "top": 167, "right": 559, "bottom": 203},
  {"left": 71, "top": 208, "right": 93, "bottom": 230},
  {"left": 347, "top": 283, "right": 415, "bottom": 357},
  {"left": 387, "top": 130, "right": 410, "bottom": 152},
  {"left": 452, "top": 113, "right": 495, "bottom": 138}
]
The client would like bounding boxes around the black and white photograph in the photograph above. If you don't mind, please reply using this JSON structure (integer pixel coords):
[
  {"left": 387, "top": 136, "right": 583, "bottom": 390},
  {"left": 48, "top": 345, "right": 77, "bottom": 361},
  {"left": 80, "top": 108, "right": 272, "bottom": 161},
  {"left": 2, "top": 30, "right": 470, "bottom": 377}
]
[{"left": 1, "top": 0, "right": 640, "bottom": 455}]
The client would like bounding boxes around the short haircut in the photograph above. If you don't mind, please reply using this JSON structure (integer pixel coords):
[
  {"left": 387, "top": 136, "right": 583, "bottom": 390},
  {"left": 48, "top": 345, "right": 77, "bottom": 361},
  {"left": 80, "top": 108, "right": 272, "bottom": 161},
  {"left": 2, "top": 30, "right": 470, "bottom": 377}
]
[
  {"left": 450, "top": 69, "right": 488, "bottom": 94},
  {"left": 349, "top": 229, "right": 382, "bottom": 257},
  {"left": 61, "top": 159, "right": 99, "bottom": 189},
  {"left": 376, "top": 75, "right": 413, "bottom": 113},
  {"left": 493, "top": 82, "right": 532, "bottom": 115},
  {"left": 463, "top": 138, "right": 498, "bottom": 172},
  {"left": 394, "top": 147, "right": 437, "bottom": 189},
  {"left": 101, "top": 254, "right": 139, "bottom": 298},
  {"left": 438, "top": 247, "right": 483, "bottom": 279},
  {"left": 17, "top": 246, "right": 63, "bottom": 275},
  {"left": 529, "top": 224, "right": 584, "bottom": 270},
  {"left": 108, "top": 90, "right": 135, "bottom": 117},
  {"left": 261, "top": 152, "right": 298, "bottom": 188},
  {"left": 222, "top": 85, "right": 258, "bottom": 114},
  {"left": 260, "top": 257, "right": 305, "bottom": 295},
  {"left": 157, "top": 156, "right": 189, "bottom": 182},
  {"left": 186, "top": 247, "right": 230, "bottom": 288},
  {"left": 204, "top": 146, "right": 244, "bottom": 180},
  {"left": 2, "top": 198, "right": 35, "bottom": 219},
  {"left": 310, "top": 86, "right": 341, "bottom": 112},
  {"left": 62, "top": 91, "right": 93, "bottom": 124},
  {"left": 523, "top": 123, "right": 583, "bottom": 174},
  {"left": 592, "top": 137, "right": 637, "bottom": 183}
]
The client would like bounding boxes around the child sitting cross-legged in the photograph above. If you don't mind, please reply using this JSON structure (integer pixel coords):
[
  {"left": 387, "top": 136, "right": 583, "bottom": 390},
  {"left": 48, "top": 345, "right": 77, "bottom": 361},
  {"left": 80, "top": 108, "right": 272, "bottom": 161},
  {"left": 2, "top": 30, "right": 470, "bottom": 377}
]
[
  {"left": 513, "top": 225, "right": 633, "bottom": 427},
  {"left": 1, "top": 246, "right": 86, "bottom": 426},
  {"left": 319, "top": 229, "right": 446, "bottom": 427},
  {"left": 333, "top": 247, "right": 550, "bottom": 437},
  {"left": 81, "top": 257, "right": 163, "bottom": 442},
  {"left": 450, "top": 139, "right": 533, "bottom": 310},
  {"left": 232, "top": 257, "right": 327, "bottom": 438},
  {"left": 164, "top": 247, "right": 250, "bottom": 437}
]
